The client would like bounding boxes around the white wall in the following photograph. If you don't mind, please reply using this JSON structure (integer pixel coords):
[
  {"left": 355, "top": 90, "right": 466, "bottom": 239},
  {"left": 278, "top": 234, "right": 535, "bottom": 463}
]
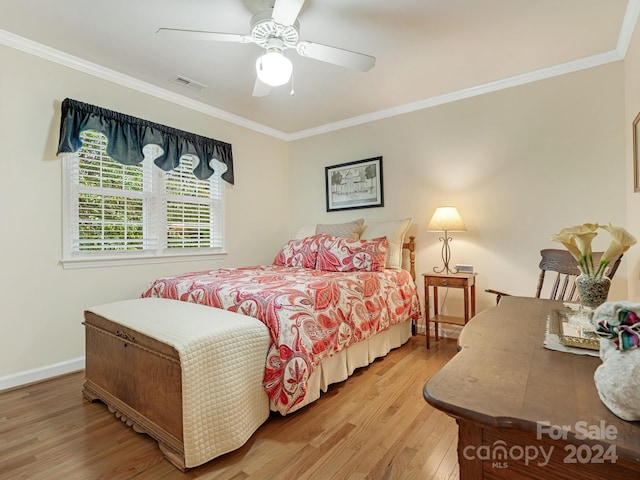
[
  {"left": 0, "top": 45, "right": 289, "bottom": 384},
  {"left": 0, "top": 35, "right": 635, "bottom": 388},
  {"left": 288, "top": 62, "right": 627, "bottom": 316},
  {"left": 625, "top": 18, "right": 640, "bottom": 300}
]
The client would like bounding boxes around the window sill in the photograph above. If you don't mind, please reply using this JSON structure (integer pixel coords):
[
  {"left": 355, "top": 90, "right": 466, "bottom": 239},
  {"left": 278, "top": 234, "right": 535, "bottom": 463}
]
[{"left": 60, "top": 250, "right": 227, "bottom": 269}]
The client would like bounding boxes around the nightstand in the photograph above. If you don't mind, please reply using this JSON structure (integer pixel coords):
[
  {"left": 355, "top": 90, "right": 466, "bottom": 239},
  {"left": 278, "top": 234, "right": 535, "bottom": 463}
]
[{"left": 423, "top": 272, "right": 476, "bottom": 349}]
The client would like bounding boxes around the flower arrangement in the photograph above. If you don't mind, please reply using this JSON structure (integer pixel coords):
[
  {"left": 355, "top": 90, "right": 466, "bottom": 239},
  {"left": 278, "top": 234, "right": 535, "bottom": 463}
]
[{"left": 551, "top": 223, "right": 637, "bottom": 279}]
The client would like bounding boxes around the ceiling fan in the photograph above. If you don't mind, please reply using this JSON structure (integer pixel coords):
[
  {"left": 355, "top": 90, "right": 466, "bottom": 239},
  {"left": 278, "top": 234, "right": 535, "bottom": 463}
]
[{"left": 157, "top": 0, "right": 376, "bottom": 97}]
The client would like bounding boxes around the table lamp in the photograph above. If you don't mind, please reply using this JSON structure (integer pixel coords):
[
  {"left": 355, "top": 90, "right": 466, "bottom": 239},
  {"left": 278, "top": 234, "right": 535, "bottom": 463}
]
[{"left": 427, "top": 206, "right": 467, "bottom": 274}]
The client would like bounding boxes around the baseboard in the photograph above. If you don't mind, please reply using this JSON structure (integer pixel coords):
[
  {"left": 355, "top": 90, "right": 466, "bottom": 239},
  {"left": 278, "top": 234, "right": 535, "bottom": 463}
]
[{"left": 0, "top": 356, "right": 85, "bottom": 391}]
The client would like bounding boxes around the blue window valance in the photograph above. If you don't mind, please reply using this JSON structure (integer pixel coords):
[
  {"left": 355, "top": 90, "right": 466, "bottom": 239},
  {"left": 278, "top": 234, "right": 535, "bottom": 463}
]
[{"left": 56, "top": 98, "right": 234, "bottom": 184}]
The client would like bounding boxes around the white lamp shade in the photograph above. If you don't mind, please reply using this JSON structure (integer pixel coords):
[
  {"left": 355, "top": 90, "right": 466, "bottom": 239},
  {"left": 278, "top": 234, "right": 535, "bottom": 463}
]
[
  {"left": 427, "top": 206, "right": 467, "bottom": 232},
  {"left": 256, "top": 51, "right": 293, "bottom": 87}
]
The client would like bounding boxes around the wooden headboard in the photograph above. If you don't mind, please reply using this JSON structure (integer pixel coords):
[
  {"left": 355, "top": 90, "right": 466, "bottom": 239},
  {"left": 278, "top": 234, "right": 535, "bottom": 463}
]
[{"left": 402, "top": 235, "right": 416, "bottom": 281}]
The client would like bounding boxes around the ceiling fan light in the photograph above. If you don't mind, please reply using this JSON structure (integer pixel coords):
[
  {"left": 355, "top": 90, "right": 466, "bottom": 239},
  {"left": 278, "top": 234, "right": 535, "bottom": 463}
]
[{"left": 256, "top": 51, "right": 292, "bottom": 87}]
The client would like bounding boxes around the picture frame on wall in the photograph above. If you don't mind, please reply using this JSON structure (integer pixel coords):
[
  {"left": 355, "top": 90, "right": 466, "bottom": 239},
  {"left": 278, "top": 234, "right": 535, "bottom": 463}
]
[
  {"left": 325, "top": 156, "right": 384, "bottom": 211},
  {"left": 635, "top": 112, "right": 640, "bottom": 192}
]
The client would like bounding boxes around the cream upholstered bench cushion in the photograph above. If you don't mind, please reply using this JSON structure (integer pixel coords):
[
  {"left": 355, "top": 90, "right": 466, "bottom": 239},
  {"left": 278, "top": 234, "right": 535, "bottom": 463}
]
[{"left": 84, "top": 297, "right": 271, "bottom": 468}]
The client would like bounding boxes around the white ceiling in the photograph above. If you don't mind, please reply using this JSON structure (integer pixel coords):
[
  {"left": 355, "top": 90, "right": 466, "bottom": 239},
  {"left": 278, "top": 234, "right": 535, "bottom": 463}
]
[{"left": 0, "top": 0, "right": 637, "bottom": 138}]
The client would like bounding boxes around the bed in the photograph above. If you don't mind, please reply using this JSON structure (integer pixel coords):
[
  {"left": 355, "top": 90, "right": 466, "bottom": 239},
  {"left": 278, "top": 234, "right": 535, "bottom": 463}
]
[{"left": 83, "top": 218, "right": 421, "bottom": 468}]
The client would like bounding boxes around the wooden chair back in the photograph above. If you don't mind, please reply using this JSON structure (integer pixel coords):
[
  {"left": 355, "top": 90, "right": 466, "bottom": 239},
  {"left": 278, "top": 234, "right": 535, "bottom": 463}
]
[{"left": 536, "top": 248, "right": 622, "bottom": 302}]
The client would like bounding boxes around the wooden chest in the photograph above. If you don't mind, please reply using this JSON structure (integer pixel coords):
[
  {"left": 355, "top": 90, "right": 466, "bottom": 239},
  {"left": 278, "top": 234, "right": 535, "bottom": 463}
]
[
  {"left": 82, "top": 298, "right": 271, "bottom": 470},
  {"left": 83, "top": 309, "right": 185, "bottom": 467}
]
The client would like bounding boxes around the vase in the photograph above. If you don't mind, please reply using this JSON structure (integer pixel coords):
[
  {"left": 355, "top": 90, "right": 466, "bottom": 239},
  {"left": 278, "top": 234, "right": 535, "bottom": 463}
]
[{"left": 576, "top": 274, "right": 611, "bottom": 309}]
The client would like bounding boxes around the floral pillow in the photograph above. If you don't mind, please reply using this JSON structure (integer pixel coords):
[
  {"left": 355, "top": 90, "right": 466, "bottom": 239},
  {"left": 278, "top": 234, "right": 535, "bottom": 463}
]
[
  {"left": 273, "top": 235, "right": 325, "bottom": 269},
  {"left": 316, "top": 236, "right": 388, "bottom": 272}
]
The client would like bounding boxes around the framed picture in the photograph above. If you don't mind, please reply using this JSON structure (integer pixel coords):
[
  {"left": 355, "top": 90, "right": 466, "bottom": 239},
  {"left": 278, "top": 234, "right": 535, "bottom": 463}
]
[
  {"left": 634, "top": 112, "right": 640, "bottom": 192},
  {"left": 325, "top": 156, "right": 384, "bottom": 211}
]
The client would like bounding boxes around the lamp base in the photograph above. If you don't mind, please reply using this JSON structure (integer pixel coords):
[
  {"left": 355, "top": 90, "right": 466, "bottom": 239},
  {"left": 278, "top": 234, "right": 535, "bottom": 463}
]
[
  {"left": 434, "top": 233, "right": 458, "bottom": 274},
  {"left": 433, "top": 265, "right": 459, "bottom": 274}
]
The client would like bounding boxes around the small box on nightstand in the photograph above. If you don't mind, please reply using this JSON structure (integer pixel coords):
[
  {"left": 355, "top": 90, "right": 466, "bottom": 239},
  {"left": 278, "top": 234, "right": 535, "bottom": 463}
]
[{"left": 456, "top": 264, "right": 474, "bottom": 274}]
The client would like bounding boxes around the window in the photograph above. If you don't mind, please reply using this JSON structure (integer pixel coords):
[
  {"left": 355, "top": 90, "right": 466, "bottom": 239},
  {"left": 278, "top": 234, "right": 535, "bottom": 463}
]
[{"left": 62, "top": 130, "right": 225, "bottom": 267}]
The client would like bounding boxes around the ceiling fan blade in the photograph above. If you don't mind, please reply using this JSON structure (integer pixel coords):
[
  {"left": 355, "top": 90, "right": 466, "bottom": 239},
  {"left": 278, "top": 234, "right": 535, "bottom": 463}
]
[
  {"left": 252, "top": 77, "right": 271, "bottom": 97},
  {"left": 156, "top": 28, "right": 252, "bottom": 43},
  {"left": 271, "top": 0, "right": 305, "bottom": 27},
  {"left": 296, "top": 41, "right": 375, "bottom": 72}
]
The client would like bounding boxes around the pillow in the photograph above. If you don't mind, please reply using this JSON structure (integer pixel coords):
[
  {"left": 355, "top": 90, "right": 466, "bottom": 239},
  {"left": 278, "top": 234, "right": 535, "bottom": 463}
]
[
  {"left": 273, "top": 235, "right": 324, "bottom": 268},
  {"left": 316, "top": 236, "right": 388, "bottom": 272},
  {"left": 293, "top": 224, "right": 317, "bottom": 239},
  {"left": 315, "top": 218, "right": 364, "bottom": 240},
  {"left": 360, "top": 218, "right": 411, "bottom": 270}
]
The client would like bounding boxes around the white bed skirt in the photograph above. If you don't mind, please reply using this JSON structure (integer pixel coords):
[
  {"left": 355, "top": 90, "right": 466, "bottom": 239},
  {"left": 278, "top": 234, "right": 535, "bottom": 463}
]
[{"left": 276, "top": 320, "right": 413, "bottom": 413}]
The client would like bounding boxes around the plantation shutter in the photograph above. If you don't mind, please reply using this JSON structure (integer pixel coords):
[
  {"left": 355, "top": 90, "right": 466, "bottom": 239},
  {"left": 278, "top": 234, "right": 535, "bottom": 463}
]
[
  {"left": 63, "top": 130, "right": 225, "bottom": 263},
  {"left": 60, "top": 99, "right": 229, "bottom": 264},
  {"left": 164, "top": 155, "right": 224, "bottom": 250},
  {"left": 68, "top": 131, "right": 157, "bottom": 252}
]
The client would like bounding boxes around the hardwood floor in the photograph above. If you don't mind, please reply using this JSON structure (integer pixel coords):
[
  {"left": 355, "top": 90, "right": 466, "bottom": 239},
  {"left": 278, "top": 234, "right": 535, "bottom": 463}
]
[{"left": 0, "top": 335, "right": 459, "bottom": 480}]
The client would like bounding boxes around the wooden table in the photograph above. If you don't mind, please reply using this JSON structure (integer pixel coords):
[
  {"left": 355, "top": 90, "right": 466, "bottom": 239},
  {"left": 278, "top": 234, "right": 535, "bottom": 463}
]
[
  {"left": 423, "top": 296, "right": 640, "bottom": 479},
  {"left": 423, "top": 272, "right": 476, "bottom": 349}
]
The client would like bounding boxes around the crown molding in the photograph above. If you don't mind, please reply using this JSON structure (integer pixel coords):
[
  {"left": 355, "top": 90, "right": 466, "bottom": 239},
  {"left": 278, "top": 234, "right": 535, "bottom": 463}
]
[
  {"left": 2, "top": 0, "right": 639, "bottom": 144},
  {"left": 288, "top": 0, "right": 640, "bottom": 140},
  {"left": 617, "top": 0, "right": 640, "bottom": 57},
  {"left": 287, "top": 49, "right": 624, "bottom": 141},
  {"left": 0, "top": 29, "right": 290, "bottom": 141}
]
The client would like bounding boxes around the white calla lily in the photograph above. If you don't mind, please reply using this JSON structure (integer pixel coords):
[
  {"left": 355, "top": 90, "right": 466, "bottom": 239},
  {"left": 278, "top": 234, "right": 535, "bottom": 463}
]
[{"left": 551, "top": 223, "right": 636, "bottom": 278}]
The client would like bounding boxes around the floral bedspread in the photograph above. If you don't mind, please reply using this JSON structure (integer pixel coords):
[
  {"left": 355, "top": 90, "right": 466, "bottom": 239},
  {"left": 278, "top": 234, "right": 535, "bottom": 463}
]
[{"left": 141, "top": 265, "right": 421, "bottom": 414}]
